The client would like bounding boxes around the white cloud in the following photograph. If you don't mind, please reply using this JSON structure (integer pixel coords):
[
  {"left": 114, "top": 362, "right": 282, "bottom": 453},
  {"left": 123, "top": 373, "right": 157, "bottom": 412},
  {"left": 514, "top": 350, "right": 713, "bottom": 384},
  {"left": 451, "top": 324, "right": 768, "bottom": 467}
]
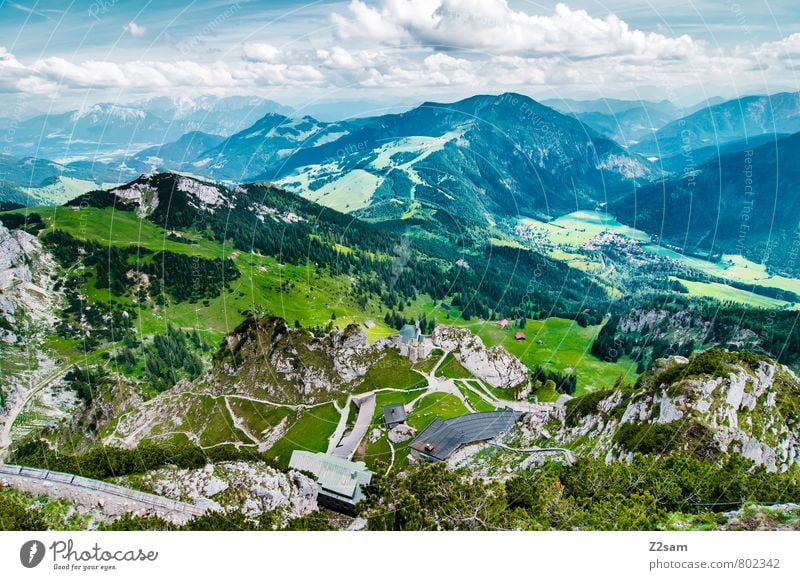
[
  {"left": 242, "top": 43, "right": 283, "bottom": 63},
  {"left": 753, "top": 33, "right": 800, "bottom": 62},
  {"left": 0, "top": 46, "right": 50, "bottom": 93},
  {"left": 33, "top": 58, "right": 129, "bottom": 88},
  {"left": 1, "top": 2, "right": 799, "bottom": 106},
  {"left": 332, "top": 0, "right": 701, "bottom": 60},
  {"left": 124, "top": 21, "right": 147, "bottom": 38}
]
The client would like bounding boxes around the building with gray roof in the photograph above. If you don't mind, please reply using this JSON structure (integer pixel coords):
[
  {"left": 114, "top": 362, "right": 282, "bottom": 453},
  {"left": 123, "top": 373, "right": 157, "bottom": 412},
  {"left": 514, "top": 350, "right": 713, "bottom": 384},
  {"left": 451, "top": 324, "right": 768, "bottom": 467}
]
[
  {"left": 288, "top": 451, "right": 373, "bottom": 512},
  {"left": 409, "top": 410, "right": 524, "bottom": 462},
  {"left": 382, "top": 403, "right": 408, "bottom": 427}
]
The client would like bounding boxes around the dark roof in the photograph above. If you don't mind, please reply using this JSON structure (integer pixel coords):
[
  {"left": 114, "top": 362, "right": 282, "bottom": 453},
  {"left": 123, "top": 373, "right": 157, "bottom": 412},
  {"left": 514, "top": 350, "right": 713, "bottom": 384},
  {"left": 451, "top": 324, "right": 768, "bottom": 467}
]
[
  {"left": 409, "top": 410, "right": 523, "bottom": 461},
  {"left": 382, "top": 404, "right": 407, "bottom": 425}
]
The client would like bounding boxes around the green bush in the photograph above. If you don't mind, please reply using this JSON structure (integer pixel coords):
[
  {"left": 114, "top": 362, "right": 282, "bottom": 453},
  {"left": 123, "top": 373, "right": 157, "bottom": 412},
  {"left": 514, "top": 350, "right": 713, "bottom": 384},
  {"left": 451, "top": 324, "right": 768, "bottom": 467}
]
[{"left": 613, "top": 422, "right": 682, "bottom": 454}]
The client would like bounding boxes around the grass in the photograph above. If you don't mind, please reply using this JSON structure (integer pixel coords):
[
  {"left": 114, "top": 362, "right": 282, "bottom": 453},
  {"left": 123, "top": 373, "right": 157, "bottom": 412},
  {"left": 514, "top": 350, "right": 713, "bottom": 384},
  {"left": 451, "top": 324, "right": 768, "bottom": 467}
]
[
  {"left": 672, "top": 276, "right": 790, "bottom": 309},
  {"left": 471, "top": 380, "right": 519, "bottom": 402},
  {"left": 354, "top": 350, "right": 428, "bottom": 393},
  {"left": 455, "top": 381, "right": 499, "bottom": 412},
  {"left": 361, "top": 432, "right": 393, "bottom": 471},
  {"left": 456, "top": 317, "right": 638, "bottom": 394},
  {"left": 371, "top": 390, "right": 425, "bottom": 425},
  {"left": 406, "top": 392, "right": 469, "bottom": 432},
  {"left": 519, "top": 210, "right": 650, "bottom": 247},
  {"left": 193, "top": 396, "right": 252, "bottom": 448},
  {"left": 435, "top": 352, "right": 473, "bottom": 379},
  {"left": 225, "top": 398, "right": 294, "bottom": 440},
  {"left": 25, "top": 205, "right": 642, "bottom": 397},
  {"left": 266, "top": 403, "right": 341, "bottom": 467},
  {"left": 21, "top": 177, "right": 122, "bottom": 205},
  {"left": 413, "top": 348, "right": 443, "bottom": 373},
  {"left": 647, "top": 247, "right": 800, "bottom": 297},
  {"left": 302, "top": 169, "right": 378, "bottom": 213},
  {"left": 532, "top": 382, "right": 561, "bottom": 403},
  {"left": 17, "top": 205, "right": 403, "bottom": 342}
]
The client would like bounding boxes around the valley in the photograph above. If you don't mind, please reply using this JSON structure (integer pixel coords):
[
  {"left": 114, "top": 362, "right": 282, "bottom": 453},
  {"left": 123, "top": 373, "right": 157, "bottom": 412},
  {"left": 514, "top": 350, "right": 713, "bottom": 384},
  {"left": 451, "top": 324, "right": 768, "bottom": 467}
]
[{"left": 2, "top": 90, "right": 800, "bottom": 532}]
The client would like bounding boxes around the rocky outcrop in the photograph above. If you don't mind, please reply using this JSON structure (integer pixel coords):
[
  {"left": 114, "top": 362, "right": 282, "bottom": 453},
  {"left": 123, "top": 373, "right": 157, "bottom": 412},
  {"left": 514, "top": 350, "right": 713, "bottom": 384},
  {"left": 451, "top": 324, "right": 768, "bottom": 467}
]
[
  {"left": 545, "top": 353, "right": 800, "bottom": 472},
  {"left": 135, "top": 461, "right": 318, "bottom": 524},
  {"left": 213, "top": 316, "right": 386, "bottom": 403},
  {"left": 388, "top": 423, "right": 417, "bottom": 443},
  {"left": 0, "top": 222, "right": 59, "bottom": 342},
  {"left": 431, "top": 325, "right": 529, "bottom": 389}
]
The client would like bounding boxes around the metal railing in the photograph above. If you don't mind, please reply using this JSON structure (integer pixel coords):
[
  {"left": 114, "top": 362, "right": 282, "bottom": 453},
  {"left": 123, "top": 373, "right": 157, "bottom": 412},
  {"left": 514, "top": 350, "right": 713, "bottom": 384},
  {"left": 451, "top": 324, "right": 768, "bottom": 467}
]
[{"left": 0, "top": 464, "right": 206, "bottom": 516}]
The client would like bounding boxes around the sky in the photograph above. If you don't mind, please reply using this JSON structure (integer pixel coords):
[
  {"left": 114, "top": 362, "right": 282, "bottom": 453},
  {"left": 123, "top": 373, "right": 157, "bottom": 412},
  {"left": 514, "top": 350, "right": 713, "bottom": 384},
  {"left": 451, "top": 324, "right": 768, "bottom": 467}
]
[{"left": 1, "top": 0, "right": 799, "bottom": 114}]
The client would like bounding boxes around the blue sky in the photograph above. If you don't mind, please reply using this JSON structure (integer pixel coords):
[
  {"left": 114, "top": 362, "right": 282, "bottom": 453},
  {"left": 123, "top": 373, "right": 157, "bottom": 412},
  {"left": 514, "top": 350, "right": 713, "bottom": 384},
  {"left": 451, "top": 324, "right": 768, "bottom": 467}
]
[{"left": 1, "top": 0, "right": 799, "bottom": 111}]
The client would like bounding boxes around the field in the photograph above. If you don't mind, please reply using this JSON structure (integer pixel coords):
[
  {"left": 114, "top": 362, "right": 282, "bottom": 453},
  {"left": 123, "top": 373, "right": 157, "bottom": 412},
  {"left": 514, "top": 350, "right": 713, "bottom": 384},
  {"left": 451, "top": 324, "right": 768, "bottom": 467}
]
[
  {"left": 21, "top": 177, "right": 121, "bottom": 206},
  {"left": 265, "top": 403, "right": 341, "bottom": 467},
  {"left": 454, "top": 381, "right": 500, "bottom": 412},
  {"left": 435, "top": 352, "right": 473, "bottom": 379},
  {"left": 354, "top": 350, "right": 429, "bottom": 392},
  {"left": 406, "top": 393, "right": 469, "bottom": 431},
  {"left": 522, "top": 210, "right": 800, "bottom": 307},
  {"left": 455, "top": 316, "right": 638, "bottom": 393},
  {"left": 26, "top": 206, "right": 403, "bottom": 342},
  {"left": 650, "top": 248, "right": 800, "bottom": 297},
  {"left": 519, "top": 210, "right": 650, "bottom": 247},
  {"left": 302, "top": 169, "right": 379, "bottom": 213},
  {"left": 672, "top": 277, "right": 791, "bottom": 309}
]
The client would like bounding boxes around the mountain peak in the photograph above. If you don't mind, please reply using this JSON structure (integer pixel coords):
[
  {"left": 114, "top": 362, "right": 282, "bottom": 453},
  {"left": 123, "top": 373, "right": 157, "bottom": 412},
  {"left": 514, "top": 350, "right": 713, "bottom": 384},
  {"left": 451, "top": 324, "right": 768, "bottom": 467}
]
[
  {"left": 68, "top": 172, "right": 232, "bottom": 219},
  {"left": 71, "top": 103, "right": 148, "bottom": 123}
]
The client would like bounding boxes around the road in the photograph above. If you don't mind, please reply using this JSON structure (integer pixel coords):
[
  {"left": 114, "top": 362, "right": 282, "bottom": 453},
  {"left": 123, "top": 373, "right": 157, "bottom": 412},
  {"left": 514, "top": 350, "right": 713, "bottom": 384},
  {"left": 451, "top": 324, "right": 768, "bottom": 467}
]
[{"left": 331, "top": 394, "right": 376, "bottom": 460}]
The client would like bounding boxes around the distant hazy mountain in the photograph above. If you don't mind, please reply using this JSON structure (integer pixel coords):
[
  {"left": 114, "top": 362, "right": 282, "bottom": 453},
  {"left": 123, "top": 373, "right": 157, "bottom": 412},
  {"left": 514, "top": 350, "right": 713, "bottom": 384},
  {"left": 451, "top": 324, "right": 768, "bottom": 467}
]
[
  {"left": 655, "top": 132, "right": 789, "bottom": 174},
  {"left": 612, "top": 131, "right": 800, "bottom": 273},
  {"left": 633, "top": 92, "right": 800, "bottom": 158},
  {"left": 136, "top": 95, "right": 293, "bottom": 136},
  {"left": 542, "top": 97, "right": 679, "bottom": 117},
  {"left": 0, "top": 154, "right": 67, "bottom": 187},
  {"left": 293, "top": 99, "right": 420, "bottom": 122},
  {"left": 9, "top": 103, "right": 186, "bottom": 161},
  {"left": 198, "top": 114, "right": 350, "bottom": 181},
  {"left": 685, "top": 96, "right": 726, "bottom": 114},
  {"left": 208, "top": 93, "right": 660, "bottom": 223},
  {"left": 543, "top": 98, "right": 681, "bottom": 145},
  {"left": 0, "top": 153, "right": 137, "bottom": 204},
  {"left": 134, "top": 131, "right": 225, "bottom": 170},
  {"left": 3, "top": 97, "right": 291, "bottom": 163}
]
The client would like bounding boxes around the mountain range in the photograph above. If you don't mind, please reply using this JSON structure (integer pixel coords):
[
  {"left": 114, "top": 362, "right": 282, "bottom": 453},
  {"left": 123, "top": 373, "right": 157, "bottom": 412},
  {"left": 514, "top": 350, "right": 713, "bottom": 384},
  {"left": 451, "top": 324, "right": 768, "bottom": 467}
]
[
  {"left": 612, "top": 131, "right": 800, "bottom": 273},
  {"left": 633, "top": 92, "right": 800, "bottom": 158},
  {"left": 5, "top": 90, "right": 800, "bottom": 273}
]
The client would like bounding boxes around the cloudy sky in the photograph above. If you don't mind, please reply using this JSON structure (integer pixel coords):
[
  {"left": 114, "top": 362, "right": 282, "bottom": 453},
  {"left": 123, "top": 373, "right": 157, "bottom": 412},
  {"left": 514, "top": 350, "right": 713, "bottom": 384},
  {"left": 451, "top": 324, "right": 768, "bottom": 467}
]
[{"left": 1, "top": 0, "right": 799, "bottom": 113}]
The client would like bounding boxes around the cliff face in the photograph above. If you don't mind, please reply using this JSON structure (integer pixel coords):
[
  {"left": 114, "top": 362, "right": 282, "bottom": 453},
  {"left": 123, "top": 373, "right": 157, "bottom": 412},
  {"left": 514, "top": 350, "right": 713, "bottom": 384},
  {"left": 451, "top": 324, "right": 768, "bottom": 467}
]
[
  {"left": 431, "top": 325, "right": 529, "bottom": 389},
  {"left": 543, "top": 353, "right": 800, "bottom": 472},
  {"left": 0, "top": 222, "right": 59, "bottom": 343}
]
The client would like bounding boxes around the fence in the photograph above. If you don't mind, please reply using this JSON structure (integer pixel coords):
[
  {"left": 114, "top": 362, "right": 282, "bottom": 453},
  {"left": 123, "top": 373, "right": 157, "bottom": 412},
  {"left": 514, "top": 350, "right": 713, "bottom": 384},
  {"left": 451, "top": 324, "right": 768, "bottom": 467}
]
[{"left": 0, "top": 463, "right": 206, "bottom": 516}]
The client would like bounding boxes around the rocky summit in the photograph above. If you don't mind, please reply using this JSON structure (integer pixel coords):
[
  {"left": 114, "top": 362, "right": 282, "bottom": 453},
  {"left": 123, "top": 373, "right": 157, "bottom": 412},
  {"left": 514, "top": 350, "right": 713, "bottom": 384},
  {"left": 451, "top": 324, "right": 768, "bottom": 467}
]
[{"left": 529, "top": 352, "right": 800, "bottom": 472}]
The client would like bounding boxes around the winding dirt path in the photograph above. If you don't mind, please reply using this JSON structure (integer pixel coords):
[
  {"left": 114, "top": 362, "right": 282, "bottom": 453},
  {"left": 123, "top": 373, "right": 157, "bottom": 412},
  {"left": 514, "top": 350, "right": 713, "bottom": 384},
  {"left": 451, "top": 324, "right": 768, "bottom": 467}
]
[{"left": 0, "top": 363, "right": 70, "bottom": 461}]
